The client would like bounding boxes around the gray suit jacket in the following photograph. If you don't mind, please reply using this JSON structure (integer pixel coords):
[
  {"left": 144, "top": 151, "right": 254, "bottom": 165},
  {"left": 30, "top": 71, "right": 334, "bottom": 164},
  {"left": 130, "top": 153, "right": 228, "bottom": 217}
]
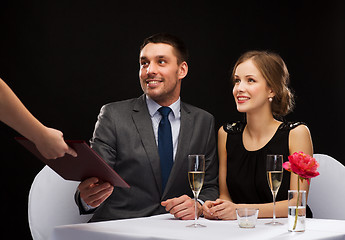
[{"left": 76, "top": 95, "right": 218, "bottom": 222}]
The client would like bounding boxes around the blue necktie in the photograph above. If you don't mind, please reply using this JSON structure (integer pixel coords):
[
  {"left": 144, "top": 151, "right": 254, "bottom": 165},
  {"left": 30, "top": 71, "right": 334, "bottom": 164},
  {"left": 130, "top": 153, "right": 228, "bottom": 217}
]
[{"left": 158, "top": 107, "right": 173, "bottom": 192}]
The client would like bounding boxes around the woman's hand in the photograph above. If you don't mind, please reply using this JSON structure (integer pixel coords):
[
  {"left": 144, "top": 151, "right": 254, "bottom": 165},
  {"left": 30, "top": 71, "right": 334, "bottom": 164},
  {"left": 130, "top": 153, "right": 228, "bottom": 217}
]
[
  {"left": 204, "top": 199, "right": 238, "bottom": 220},
  {"left": 202, "top": 200, "right": 218, "bottom": 220}
]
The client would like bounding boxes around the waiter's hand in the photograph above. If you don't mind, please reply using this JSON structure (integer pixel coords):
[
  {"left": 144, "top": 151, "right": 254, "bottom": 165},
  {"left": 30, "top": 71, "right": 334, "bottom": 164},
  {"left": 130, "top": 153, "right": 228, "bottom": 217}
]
[
  {"left": 78, "top": 177, "right": 114, "bottom": 207},
  {"left": 34, "top": 127, "right": 77, "bottom": 159},
  {"left": 161, "top": 195, "right": 202, "bottom": 220}
]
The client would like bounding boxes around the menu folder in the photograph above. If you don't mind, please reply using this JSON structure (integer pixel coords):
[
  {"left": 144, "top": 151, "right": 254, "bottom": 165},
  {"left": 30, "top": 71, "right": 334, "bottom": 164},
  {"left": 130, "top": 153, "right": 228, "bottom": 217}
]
[{"left": 15, "top": 137, "right": 130, "bottom": 188}]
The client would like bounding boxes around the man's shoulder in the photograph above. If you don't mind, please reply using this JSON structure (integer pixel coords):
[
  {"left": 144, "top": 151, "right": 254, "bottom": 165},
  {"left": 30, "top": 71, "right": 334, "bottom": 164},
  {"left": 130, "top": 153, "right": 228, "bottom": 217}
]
[
  {"left": 181, "top": 101, "right": 214, "bottom": 119},
  {"left": 102, "top": 98, "right": 136, "bottom": 109},
  {"left": 100, "top": 96, "right": 144, "bottom": 113}
]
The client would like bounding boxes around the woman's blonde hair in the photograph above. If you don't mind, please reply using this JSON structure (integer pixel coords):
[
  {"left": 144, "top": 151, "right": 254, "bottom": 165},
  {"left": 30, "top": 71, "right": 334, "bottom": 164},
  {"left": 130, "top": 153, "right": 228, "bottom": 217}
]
[{"left": 231, "top": 50, "right": 295, "bottom": 117}]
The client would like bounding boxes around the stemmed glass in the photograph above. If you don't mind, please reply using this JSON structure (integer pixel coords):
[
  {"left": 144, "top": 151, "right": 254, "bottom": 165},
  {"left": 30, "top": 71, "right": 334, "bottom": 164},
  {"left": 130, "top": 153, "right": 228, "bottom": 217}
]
[
  {"left": 187, "top": 154, "right": 206, "bottom": 228},
  {"left": 266, "top": 154, "right": 284, "bottom": 225}
]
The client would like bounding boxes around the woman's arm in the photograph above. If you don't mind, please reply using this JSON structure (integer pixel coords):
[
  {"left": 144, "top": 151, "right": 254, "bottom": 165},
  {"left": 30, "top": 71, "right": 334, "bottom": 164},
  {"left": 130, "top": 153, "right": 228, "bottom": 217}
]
[
  {"left": 203, "top": 127, "right": 231, "bottom": 219},
  {"left": 288, "top": 124, "right": 313, "bottom": 196},
  {"left": 218, "top": 127, "right": 232, "bottom": 201}
]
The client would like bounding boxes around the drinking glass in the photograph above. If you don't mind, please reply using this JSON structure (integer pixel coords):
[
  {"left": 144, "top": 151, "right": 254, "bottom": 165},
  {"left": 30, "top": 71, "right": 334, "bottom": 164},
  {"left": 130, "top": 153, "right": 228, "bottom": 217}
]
[
  {"left": 266, "top": 154, "right": 283, "bottom": 225},
  {"left": 187, "top": 154, "right": 206, "bottom": 228},
  {"left": 236, "top": 208, "right": 259, "bottom": 228}
]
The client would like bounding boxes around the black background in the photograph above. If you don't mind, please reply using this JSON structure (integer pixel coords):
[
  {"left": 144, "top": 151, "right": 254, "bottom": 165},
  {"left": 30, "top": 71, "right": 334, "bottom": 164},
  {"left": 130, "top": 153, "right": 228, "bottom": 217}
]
[{"left": 1, "top": 1, "right": 344, "bottom": 238}]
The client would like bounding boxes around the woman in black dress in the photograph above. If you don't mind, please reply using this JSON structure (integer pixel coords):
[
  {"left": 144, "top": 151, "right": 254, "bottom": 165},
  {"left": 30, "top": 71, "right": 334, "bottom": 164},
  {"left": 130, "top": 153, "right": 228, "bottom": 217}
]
[{"left": 203, "top": 51, "right": 313, "bottom": 220}]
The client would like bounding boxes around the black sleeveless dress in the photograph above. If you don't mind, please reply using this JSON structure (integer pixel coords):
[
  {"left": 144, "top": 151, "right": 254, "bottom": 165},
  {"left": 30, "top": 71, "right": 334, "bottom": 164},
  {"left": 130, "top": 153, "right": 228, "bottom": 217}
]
[{"left": 223, "top": 121, "right": 312, "bottom": 217}]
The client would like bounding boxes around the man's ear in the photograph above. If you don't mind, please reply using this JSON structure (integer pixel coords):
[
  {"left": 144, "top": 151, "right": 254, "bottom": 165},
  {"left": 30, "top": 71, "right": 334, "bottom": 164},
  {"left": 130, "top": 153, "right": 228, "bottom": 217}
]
[{"left": 178, "top": 61, "right": 188, "bottom": 80}]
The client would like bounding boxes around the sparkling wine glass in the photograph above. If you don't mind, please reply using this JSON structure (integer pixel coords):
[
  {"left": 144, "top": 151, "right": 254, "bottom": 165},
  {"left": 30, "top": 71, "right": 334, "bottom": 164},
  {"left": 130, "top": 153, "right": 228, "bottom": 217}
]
[
  {"left": 266, "top": 154, "right": 283, "bottom": 225},
  {"left": 187, "top": 154, "right": 206, "bottom": 228}
]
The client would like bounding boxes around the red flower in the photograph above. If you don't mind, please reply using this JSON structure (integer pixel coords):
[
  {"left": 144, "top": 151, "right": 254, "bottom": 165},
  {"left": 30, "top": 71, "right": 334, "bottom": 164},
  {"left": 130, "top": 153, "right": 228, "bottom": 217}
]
[
  {"left": 283, "top": 152, "right": 320, "bottom": 184},
  {"left": 284, "top": 152, "right": 320, "bottom": 231}
]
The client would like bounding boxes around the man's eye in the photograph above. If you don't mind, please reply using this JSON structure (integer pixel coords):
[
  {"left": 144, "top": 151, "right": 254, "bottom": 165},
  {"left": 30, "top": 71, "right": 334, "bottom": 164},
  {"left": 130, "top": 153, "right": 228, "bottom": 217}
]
[
  {"left": 158, "top": 60, "right": 166, "bottom": 64},
  {"left": 141, "top": 62, "right": 149, "bottom": 67}
]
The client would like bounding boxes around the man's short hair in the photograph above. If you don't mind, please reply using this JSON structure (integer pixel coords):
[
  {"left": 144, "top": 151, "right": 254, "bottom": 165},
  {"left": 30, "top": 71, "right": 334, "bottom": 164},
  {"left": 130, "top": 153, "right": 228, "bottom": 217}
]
[{"left": 140, "top": 33, "right": 189, "bottom": 64}]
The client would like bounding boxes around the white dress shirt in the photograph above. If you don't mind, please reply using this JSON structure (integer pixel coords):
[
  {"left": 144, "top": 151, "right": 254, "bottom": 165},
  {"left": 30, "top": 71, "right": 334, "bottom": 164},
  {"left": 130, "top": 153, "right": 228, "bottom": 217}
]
[{"left": 145, "top": 96, "right": 181, "bottom": 161}]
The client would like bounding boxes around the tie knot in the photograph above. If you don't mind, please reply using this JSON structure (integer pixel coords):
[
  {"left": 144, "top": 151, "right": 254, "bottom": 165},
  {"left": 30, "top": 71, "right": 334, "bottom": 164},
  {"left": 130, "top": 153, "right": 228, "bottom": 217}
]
[{"left": 158, "top": 107, "right": 172, "bottom": 118}]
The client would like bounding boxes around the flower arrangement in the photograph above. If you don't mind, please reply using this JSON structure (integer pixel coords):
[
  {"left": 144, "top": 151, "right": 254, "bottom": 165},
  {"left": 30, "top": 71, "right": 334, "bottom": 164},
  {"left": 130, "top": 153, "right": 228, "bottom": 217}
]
[{"left": 283, "top": 152, "right": 320, "bottom": 230}]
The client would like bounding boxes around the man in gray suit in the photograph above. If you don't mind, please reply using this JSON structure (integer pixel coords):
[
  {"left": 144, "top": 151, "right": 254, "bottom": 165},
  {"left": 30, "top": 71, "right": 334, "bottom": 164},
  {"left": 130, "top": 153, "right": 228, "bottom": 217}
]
[{"left": 76, "top": 33, "right": 218, "bottom": 222}]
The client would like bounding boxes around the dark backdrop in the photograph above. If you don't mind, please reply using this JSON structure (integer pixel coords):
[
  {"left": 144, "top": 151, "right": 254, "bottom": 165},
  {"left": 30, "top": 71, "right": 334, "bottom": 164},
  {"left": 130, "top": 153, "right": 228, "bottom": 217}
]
[{"left": 1, "top": 0, "right": 344, "bottom": 238}]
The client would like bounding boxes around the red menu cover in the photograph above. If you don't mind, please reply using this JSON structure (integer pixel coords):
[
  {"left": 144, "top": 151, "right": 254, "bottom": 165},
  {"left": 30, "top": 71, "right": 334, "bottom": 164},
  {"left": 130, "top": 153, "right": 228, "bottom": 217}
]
[{"left": 15, "top": 137, "right": 130, "bottom": 188}]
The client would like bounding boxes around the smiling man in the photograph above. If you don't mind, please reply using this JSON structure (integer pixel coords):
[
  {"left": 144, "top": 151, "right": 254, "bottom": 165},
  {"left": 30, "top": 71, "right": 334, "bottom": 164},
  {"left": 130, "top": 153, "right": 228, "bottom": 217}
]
[
  {"left": 75, "top": 33, "right": 218, "bottom": 222},
  {"left": 139, "top": 42, "right": 187, "bottom": 106}
]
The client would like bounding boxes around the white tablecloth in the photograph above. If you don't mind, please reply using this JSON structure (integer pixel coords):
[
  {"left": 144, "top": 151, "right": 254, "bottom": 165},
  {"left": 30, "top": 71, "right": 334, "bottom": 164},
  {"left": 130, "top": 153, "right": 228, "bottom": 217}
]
[{"left": 50, "top": 214, "right": 345, "bottom": 240}]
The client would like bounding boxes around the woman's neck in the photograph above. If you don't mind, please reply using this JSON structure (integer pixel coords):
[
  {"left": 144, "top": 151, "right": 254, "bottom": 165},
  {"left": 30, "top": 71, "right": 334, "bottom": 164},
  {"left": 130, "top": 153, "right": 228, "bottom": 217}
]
[{"left": 245, "top": 111, "right": 281, "bottom": 140}]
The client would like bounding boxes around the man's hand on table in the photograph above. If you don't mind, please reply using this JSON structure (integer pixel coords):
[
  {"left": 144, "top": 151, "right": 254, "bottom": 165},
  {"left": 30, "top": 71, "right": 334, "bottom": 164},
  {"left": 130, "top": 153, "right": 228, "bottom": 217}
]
[
  {"left": 161, "top": 195, "right": 202, "bottom": 220},
  {"left": 78, "top": 177, "right": 114, "bottom": 208}
]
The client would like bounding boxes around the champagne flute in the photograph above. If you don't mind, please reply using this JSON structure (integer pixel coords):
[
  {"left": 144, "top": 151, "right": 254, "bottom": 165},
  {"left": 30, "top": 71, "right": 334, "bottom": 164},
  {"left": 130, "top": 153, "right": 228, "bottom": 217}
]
[
  {"left": 187, "top": 154, "right": 206, "bottom": 228},
  {"left": 266, "top": 154, "right": 283, "bottom": 225}
]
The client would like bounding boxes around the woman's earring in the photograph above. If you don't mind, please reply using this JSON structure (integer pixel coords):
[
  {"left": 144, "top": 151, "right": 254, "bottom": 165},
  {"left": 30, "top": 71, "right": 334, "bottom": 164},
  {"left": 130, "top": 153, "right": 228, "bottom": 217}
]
[{"left": 269, "top": 97, "right": 273, "bottom": 102}]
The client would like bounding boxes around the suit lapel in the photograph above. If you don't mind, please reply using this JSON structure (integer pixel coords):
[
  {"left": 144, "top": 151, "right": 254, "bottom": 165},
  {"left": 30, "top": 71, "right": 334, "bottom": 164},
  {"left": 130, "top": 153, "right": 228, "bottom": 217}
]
[
  {"left": 132, "top": 95, "right": 162, "bottom": 195},
  {"left": 163, "top": 102, "right": 193, "bottom": 198}
]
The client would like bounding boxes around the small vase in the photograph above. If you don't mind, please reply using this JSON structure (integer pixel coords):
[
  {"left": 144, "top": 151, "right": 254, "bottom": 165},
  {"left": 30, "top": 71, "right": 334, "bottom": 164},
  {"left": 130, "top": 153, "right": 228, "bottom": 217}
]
[{"left": 288, "top": 190, "right": 306, "bottom": 232}]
